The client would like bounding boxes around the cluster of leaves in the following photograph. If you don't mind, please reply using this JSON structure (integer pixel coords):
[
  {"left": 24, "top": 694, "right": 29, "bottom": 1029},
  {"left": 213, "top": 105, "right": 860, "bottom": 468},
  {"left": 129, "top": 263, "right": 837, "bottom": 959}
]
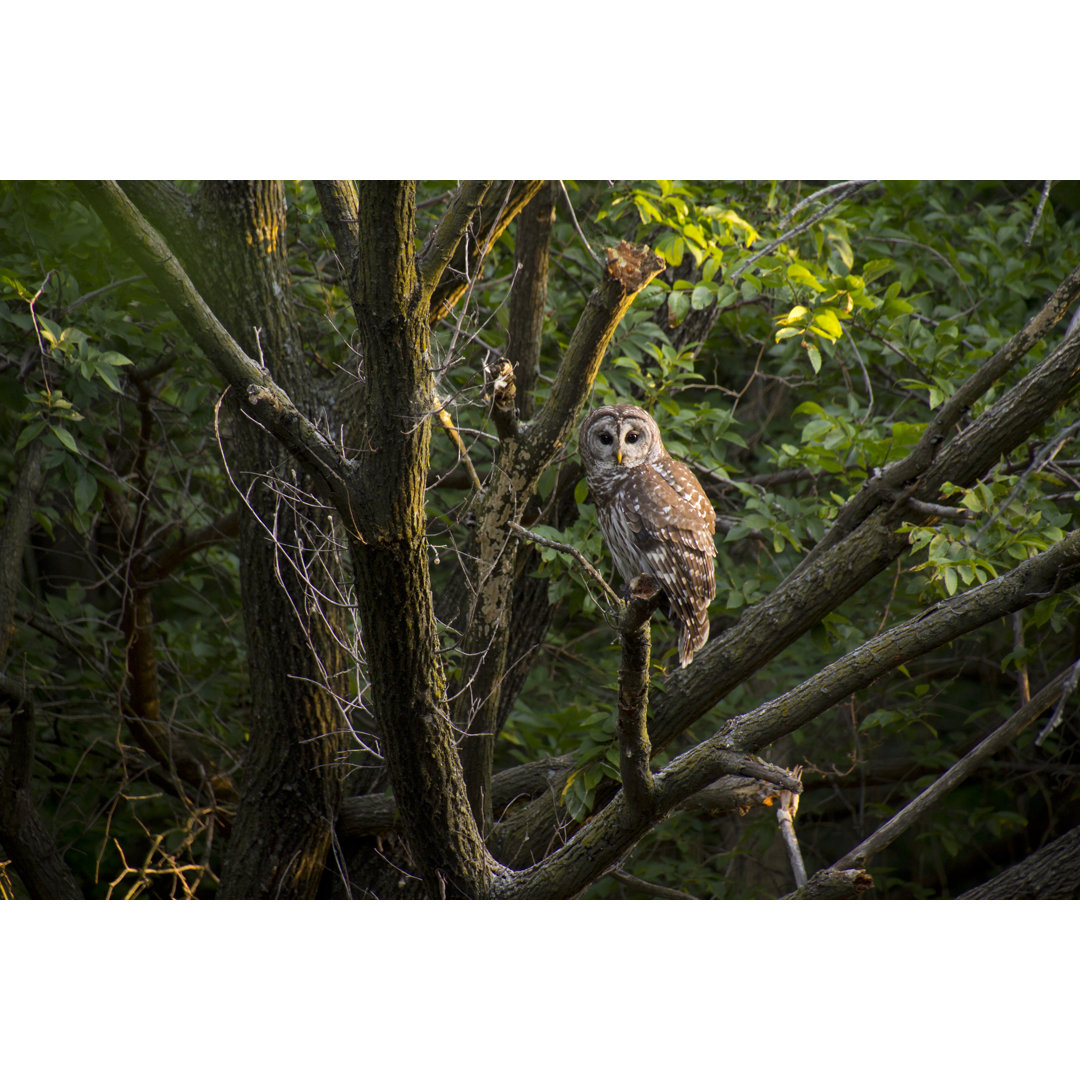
[{"left": 0, "top": 183, "right": 248, "bottom": 896}]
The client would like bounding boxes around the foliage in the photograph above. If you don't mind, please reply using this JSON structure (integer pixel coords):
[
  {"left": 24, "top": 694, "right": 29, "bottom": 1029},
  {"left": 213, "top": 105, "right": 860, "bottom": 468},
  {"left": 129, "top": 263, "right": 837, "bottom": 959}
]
[{"left": 3, "top": 179, "right": 1080, "bottom": 899}]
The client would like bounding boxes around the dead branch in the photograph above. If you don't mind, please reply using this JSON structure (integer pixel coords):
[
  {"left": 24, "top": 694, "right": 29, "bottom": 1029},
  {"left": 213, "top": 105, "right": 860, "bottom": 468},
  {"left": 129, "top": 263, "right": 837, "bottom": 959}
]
[{"left": 776, "top": 766, "right": 807, "bottom": 887}]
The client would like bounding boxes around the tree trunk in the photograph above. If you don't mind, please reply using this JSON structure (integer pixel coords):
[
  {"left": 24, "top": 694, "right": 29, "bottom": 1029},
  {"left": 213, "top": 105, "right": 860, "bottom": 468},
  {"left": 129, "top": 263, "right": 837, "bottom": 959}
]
[
  {"left": 120, "top": 181, "right": 350, "bottom": 899},
  {"left": 347, "top": 181, "right": 494, "bottom": 898}
]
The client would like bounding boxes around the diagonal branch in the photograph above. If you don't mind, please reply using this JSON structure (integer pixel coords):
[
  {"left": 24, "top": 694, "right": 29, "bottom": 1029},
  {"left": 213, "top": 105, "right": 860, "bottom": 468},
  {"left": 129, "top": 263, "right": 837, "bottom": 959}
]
[
  {"left": 314, "top": 180, "right": 361, "bottom": 278},
  {"left": 419, "top": 181, "right": 494, "bottom": 300},
  {"left": 428, "top": 181, "right": 545, "bottom": 325},
  {"left": 523, "top": 241, "right": 666, "bottom": 474}
]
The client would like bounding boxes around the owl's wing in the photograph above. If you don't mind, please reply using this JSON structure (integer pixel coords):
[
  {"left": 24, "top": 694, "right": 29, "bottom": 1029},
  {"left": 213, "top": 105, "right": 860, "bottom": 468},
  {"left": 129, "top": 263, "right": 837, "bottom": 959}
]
[{"left": 622, "top": 464, "right": 716, "bottom": 666}]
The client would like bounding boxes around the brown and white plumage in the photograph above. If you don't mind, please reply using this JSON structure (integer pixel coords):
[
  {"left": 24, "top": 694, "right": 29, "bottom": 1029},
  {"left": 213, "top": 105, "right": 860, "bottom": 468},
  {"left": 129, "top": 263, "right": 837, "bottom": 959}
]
[{"left": 579, "top": 404, "right": 717, "bottom": 667}]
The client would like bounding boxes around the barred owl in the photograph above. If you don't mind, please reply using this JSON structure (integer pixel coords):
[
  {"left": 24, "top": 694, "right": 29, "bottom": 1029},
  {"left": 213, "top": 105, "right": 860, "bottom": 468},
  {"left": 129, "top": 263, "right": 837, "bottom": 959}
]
[{"left": 579, "top": 404, "right": 717, "bottom": 667}]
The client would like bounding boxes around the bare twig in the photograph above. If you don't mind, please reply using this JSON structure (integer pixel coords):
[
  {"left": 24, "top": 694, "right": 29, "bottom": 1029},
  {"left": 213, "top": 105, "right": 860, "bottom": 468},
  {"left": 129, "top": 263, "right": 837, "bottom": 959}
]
[
  {"left": 65, "top": 274, "right": 144, "bottom": 313},
  {"left": 558, "top": 181, "right": 603, "bottom": 265},
  {"left": 732, "top": 182, "right": 876, "bottom": 285},
  {"left": 901, "top": 498, "right": 973, "bottom": 522},
  {"left": 863, "top": 233, "right": 976, "bottom": 306},
  {"left": 509, "top": 522, "right": 622, "bottom": 607},
  {"left": 841, "top": 323, "right": 875, "bottom": 419},
  {"left": 1025, "top": 181, "right": 1054, "bottom": 246},
  {"left": 972, "top": 417, "right": 1080, "bottom": 545},
  {"left": 1035, "top": 658, "right": 1080, "bottom": 747},
  {"left": 436, "top": 407, "right": 483, "bottom": 492},
  {"left": 608, "top": 867, "right": 698, "bottom": 900},
  {"left": 775, "top": 765, "right": 807, "bottom": 887},
  {"left": 778, "top": 181, "right": 876, "bottom": 228}
]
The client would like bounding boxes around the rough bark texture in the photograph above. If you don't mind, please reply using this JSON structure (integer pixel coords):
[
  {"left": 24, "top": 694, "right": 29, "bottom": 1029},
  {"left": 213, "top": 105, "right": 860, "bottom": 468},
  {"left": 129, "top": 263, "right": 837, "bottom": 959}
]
[
  {"left": 960, "top": 825, "right": 1080, "bottom": 899},
  {"left": 346, "top": 182, "right": 493, "bottom": 898},
  {"left": 0, "top": 440, "right": 45, "bottom": 661},
  {"left": 509, "top": 180, "right": 555, "bottom": 423},
  {"left": 617, "top": 577, "right": 662, "bottom": 817}
]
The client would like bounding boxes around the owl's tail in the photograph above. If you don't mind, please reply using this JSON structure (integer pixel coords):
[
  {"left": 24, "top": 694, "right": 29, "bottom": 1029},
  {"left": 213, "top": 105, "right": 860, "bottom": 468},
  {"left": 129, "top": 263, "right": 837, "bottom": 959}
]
[{"left": 677, "top": 608, "right": 710, "bottom": 668}]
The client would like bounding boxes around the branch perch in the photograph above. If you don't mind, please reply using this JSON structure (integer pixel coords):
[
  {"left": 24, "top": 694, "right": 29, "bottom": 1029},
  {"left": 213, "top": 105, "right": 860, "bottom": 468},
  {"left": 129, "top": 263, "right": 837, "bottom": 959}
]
[{"left": 617, "top": 575, "right": 662, "bottom": 816}]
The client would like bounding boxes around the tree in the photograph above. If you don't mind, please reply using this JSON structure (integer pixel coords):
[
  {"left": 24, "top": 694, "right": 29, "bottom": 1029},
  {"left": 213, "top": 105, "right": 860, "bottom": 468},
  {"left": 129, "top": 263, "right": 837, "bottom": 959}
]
[{"left": 2, "top": 179, "right": 1079, "bottom": 900}]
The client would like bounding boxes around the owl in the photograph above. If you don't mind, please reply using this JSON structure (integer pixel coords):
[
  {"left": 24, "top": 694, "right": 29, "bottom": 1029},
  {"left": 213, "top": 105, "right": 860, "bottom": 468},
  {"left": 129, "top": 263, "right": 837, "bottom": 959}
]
[{"left": 579, "top": 404, "right": 717, "bottom": 667}]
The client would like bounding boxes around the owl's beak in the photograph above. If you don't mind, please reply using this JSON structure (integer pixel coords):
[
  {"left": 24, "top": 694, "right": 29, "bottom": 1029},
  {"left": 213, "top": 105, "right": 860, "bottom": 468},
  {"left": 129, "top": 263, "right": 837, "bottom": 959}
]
[{"left": 616, "top": 449, "right": 622, "bottom": 465}]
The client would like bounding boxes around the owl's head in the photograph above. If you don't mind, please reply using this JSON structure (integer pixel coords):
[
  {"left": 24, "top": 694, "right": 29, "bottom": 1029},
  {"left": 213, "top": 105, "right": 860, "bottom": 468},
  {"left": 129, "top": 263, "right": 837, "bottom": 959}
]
[{"left": 579, "top": 404, "right": 662, "bottom": 475}]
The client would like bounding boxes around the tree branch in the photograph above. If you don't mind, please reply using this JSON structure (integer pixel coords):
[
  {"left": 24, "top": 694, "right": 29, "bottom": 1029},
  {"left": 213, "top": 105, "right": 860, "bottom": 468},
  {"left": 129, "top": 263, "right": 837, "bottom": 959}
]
[
  {"left": 428, "top": 181, "right": 546, "bottom": 325},
  {"left": 496, "top": 527, "right": 1080, "bottom": 897},
  {"left": 509, "top": 181, "right": 555, "bottom": 421},
  {"left": 794, "top": 261, "right": 1080, "bottom": 576},
  {"left": 960, "top": 822, "right": 1080, "bottom": 899},
  {"left": 524, "top": 241, "right": 666, "bottom": 473},
  {"left": 783, "top": 868, "right": 874, "bottom": 900},
  {"left": 491, "top": 314, "right": 1080, "bottom": 872},
  {"left": 776, "top": 767, "right": 807, "bottom": 888},
  {"left": 314, "top": 180, "right": 360, "bottom": 278},
  {"left": 419, "top": 180, "right": 494, "bottom": 300},
  {"left": 617, "top": 576, "right": 662, "bottom": 816}
]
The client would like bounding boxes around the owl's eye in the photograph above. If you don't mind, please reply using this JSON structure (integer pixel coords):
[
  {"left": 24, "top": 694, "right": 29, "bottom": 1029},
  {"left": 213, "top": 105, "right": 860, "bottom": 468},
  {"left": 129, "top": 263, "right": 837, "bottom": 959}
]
[
  {"left": 598, "top": 432, "right": 613, "bottom": 445},
  {"left": 625, "top": 431, "right": 639, "bottom": 444}
]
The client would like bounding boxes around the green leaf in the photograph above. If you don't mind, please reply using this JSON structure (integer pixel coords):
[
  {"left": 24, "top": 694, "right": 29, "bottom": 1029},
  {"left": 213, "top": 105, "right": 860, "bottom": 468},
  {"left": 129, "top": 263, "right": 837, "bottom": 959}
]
[
  {"left": 787, "top": 264, "right": 825, "bottom": 292},
  {"left": 943, "top": 567, "right": 958, "bottom": 595},
  {"left": 690, "top": 285, "right": 714, "bottom": 311},
  {"left": 94, "top": 362, "right": 123, "bottom": 393},
  {"left": 667, "top": 290, "right": 690, "bottom": 324},
  {"left": 15, "top": 420, "right": 46, "bottom": 452},
  {"left": 50, "top": 424, "right": 80, "bottom": 455},
  {"left": 801, "top": 418, "right": 833, "bottom": 443},
  {"left": 74, "top": 472, "right": 97, "bottom": 514},
  {"left": 98, "top": 350, "right": 133, "bottom": 366},
  {"left": 811, "top": 308, "right": 844, "bottom": 340},
  {"left": 806, "top": 341, "right": 822, "bottom": 373},
  {"left": 777, "top": 304, "right": 810, "bottom": 327}
]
